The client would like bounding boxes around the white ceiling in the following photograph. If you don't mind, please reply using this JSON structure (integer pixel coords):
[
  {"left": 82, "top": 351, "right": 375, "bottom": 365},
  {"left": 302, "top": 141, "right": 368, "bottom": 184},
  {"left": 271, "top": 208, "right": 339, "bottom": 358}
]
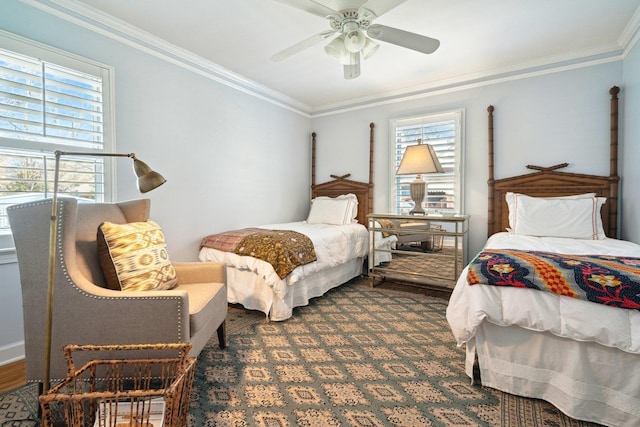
[{"left": 62, "top": 0, "right": 640, "bottom": 113}]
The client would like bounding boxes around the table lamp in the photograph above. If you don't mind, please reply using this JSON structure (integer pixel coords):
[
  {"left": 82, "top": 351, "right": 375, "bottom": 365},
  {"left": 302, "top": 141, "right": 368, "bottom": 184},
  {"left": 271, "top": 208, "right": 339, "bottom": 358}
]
[{"left": 396, "top": 139, "right": 444, "bottom": 214}]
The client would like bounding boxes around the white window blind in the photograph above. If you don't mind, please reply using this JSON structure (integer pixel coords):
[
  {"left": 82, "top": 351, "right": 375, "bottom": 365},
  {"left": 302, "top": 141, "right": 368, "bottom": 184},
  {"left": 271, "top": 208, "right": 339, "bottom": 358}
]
[
  {"left": 391, "top": 110, "right": 464, "bottom": 215},
  {"left": 0, "top": 49, "right": 104, "bottom": 147},
  {"left": 0, "top": 32, "right": 113, "bottom": 242}
]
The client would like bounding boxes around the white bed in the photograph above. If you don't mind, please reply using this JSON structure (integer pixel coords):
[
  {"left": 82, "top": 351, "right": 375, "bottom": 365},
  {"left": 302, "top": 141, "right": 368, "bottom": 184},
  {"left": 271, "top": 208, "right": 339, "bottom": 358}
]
[
  {"left": 200, "top": 220, "right": 395, "bottom": 321},
  {"left": 199, "top": 123, "right": 392, "bottom": 321},
  {"left": 447, "top": 89, "right": 640, "bottom": 426},
  {"left": 447, "top": 232, "right": 640, "bottom": 426}
]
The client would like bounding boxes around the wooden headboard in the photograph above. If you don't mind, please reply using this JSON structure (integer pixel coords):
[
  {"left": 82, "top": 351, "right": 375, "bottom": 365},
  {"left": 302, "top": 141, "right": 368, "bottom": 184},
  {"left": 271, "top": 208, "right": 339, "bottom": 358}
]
[
  {"left": 311, "top": 122, "right": 374, "bottom": 225},
  {"left": 487, "top": 86, "right": 620, "bottom": 238}
]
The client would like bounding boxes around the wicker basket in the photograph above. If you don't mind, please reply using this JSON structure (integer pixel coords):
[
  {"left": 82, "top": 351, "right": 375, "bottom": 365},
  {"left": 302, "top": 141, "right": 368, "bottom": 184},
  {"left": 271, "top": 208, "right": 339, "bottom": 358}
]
[{"left": 39, "top": 343, "right": 196, "bottom": 427}]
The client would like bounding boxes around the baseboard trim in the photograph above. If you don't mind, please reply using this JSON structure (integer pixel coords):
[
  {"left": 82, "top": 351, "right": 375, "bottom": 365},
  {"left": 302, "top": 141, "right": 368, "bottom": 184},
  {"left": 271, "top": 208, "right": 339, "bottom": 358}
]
[{"left": 0, "top": 341, "right": 25, "bottom": 366}]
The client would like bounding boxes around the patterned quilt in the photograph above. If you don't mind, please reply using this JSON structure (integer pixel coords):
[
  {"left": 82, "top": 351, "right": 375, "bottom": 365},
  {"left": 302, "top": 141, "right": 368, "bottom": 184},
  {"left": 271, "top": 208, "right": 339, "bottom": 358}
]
[
  {"left": 375, "top": 218, "right": 397, "bottom": 238},
  {"left": 467, "top": 249, "right": 640, "bottom": 311},
  {"left": 200, "top": 228, "right": 317, "bottom": 279}
]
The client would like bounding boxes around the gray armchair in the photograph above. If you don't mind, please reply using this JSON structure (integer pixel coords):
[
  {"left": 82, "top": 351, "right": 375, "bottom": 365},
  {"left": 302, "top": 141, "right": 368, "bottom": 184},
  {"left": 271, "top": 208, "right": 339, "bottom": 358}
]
[{"left": 8, "top": 197, "right": 227, "bottom": 382}]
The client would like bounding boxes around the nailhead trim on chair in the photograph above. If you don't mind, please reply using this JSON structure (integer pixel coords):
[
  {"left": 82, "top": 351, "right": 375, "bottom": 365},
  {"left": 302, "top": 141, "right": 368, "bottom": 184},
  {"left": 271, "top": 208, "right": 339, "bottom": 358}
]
[
  {"left": 8, "top": 199, "right": 185, "bottom": 343},
  {"left": 57, "top": 200, "right": 184, "bottom": 342}
]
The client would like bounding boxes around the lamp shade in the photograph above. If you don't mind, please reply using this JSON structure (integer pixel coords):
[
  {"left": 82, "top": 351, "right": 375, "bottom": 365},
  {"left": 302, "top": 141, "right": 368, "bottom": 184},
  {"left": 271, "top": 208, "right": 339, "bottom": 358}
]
[
  {"left": 132, "top": 158, "right": 167, "bottom": 193},
  {"left": 324, "top": 35, "right": 346, "bottom": 61},
  {"left": 344, "top": 29, "right": 366, "bottom": 53},
  {"left": 396, "top": 143, "right": 444, "bottom": 175},
  {"left": 361, "top": 38, "right": 379, "bottom": 60}
]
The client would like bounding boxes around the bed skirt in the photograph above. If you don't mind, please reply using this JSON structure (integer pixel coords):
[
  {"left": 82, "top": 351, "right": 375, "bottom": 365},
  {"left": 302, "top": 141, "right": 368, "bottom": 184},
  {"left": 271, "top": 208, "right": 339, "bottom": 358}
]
[
  {"left": 466, "top": 323, "right": 640, "bottom": 427},
  {"left": 226, "top": 257, "right": 365, "bottom": 321}
]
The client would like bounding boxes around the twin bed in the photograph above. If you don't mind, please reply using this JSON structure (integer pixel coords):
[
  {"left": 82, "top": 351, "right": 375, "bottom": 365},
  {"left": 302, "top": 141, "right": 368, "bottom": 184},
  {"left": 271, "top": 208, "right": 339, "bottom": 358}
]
[
  {"left": 447, "top": 87, "right": 640, "bottom": 426},
  {"left": 199, "top": 123, "right": 395, "bottom": 321}
]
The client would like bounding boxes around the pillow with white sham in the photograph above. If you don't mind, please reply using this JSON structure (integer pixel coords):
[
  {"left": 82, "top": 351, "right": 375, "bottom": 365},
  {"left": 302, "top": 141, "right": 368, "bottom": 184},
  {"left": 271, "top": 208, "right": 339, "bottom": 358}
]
[
  {"left": 313, "top": 193, "right": 359, "bottom": 223},
  {"left": 505, "top": 192, "right": 596, "bottom": 230},
  {"left": 306, "top": 197, "right": 354, "bottom": 225},
  {"left": 512, "top": 195, "right": 605, "bottom": 239}
]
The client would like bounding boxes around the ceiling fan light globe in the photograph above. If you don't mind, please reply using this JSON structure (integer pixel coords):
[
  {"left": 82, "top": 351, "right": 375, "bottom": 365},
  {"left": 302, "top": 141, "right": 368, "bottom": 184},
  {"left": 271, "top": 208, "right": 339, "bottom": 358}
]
[
  {"left": 324, "top": 35, "right": 347, "bottom": 61},
  {"left": 344, "top": 30, "right": 366, "bottom": 53},
  {"left": 361, "top": 38, "right": 379, "bottom": 60}
]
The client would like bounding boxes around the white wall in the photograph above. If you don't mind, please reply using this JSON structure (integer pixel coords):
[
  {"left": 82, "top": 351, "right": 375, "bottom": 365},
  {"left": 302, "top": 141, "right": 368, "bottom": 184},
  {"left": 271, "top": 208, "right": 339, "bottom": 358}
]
[
  {"left": 0, "top": 263, "right": 24, "bottom": 364},
  {"left": 1, "top": 0, "right": 638, "bottom": 366},
  {"left": 0, "top": 0, "right": 311, "bottom": 364},
  {"left": 310, "top": 63, "right": 624, "bottom": 257},
  {"left": 622, "top": 38, "right": 640, "bottom": 243},
  {"left": 1, "top": 1, "right": 312, "bottom": 260}
]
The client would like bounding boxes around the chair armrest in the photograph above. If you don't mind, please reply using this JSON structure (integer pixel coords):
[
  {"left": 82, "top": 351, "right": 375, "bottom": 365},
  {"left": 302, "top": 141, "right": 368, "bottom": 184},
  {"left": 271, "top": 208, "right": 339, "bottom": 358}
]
[
  {"left": 173, "top": 262, "right": 226, "bottom": 284},
  {"left": 41, "top": 279, "right": 195, "bottom": 380},
  {"left": 76, "top": 285, "right": 191, "bottom": 325}
]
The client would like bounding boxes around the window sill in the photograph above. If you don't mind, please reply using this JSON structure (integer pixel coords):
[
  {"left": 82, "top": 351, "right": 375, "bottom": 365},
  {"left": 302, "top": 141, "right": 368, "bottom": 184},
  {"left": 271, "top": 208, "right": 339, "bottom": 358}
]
[{"left": 0, "top": 248, "right": 17, "bottom": 265}]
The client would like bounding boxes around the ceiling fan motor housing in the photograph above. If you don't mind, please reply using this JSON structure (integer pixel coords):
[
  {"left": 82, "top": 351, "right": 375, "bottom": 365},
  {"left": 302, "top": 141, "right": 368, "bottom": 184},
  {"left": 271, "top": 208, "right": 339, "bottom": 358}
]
[
  {"left": 270, "top": 1, "right": 440, "bottom": 79},
  {"left": 329, "top": 9, "right": 374, "bottom": 53}
]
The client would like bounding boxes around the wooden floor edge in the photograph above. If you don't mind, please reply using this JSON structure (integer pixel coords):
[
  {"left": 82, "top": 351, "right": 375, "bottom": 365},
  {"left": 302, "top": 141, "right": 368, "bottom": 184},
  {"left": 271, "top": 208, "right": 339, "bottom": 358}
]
[{"left": 0, "top": 359, "right": 26, "bottom": 394}]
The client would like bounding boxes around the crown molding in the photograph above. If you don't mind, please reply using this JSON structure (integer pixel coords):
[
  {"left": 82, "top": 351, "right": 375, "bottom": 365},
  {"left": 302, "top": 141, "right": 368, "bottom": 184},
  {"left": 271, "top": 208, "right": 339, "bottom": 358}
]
[
  {"left": 619, "top": 4, "right": 640, "bottom": 57},
  {"left": 311, "top": 48, "right": 623, "bottom": 117},
  {"left": 19, "top": 0, "right": 313, "bottom": 117},
  {"left": 18, "top": 0, "right": 639, "bottom": 119}
]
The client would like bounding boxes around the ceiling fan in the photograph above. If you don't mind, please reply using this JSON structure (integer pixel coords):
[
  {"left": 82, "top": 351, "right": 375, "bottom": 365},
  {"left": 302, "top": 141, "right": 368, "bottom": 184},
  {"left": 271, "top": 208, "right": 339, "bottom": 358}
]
[{"left": 271, "top": 0, "right": 440, "bottom": 79}]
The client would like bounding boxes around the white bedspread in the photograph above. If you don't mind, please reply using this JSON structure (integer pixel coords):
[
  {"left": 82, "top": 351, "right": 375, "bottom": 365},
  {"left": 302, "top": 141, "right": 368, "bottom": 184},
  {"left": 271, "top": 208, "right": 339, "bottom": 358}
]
[
  {"left": 199, "top": 222, "right": 369, "bottom": 299},
  {"left": 447, "top": 232, "right": 640, "bottom": 354}
]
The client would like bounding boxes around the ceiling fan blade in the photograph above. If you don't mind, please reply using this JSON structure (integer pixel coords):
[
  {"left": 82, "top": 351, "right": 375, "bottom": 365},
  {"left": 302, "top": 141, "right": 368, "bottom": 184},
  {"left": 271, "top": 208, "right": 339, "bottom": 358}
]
[
  {"left": 360, "top": 0, "right": 408, "bottom": 18},
  {"left": 367, "top": 24, "right": 440, "bottom": 54},
  {"left": 271, "top": 30, "right": 335, "bottom": 62},
  {"left": 272, "top": 0, "right": 337, "bottom": 18}
]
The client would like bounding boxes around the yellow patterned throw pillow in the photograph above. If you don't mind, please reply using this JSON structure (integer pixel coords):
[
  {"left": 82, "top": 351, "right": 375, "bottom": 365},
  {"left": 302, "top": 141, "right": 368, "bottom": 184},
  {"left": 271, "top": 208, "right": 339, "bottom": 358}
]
[{"left": 97, "top": 219, "right": 178, "bottom": 291}]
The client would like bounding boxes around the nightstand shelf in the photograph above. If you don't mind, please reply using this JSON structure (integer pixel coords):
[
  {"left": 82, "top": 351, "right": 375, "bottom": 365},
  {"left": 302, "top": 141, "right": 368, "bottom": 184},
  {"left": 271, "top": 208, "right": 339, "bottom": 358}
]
[{"left": 368, "top": 213, "right": 469, "bottom": 291}]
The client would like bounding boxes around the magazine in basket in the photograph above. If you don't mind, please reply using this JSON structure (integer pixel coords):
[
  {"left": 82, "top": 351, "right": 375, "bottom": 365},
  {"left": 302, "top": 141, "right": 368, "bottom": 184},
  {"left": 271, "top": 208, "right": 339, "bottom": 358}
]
[{"left": 94, "top": 397, "right": 166, "bottom": 427}]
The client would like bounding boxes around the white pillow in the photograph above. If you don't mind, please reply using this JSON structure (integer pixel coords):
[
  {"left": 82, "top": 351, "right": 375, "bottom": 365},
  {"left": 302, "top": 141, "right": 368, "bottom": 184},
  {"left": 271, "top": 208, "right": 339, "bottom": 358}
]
[
  {"left": 512, "top": 195, "right": 606, "bottom": 239},
  {"left": 312, "top": 194, "right": 359, "bottom": 223},
  {"left": 306, "top": 197, "right": 353, "bottom": 225},
  {"left": 505, "top": 192, "right": 596, "bottom": 230}
]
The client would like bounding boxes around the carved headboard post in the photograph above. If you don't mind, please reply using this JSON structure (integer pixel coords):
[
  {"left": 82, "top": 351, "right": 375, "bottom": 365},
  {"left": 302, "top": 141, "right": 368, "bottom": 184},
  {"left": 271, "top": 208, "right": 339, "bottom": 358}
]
[
  {"left": 311, "top": 132, "right": 317, "bottom": 188},
  {"left": 487, "top": 105, "right": 495, "bottom": 237},
  {"left": 309, "top": 123, "right": 375, "bottom": 225},
  {"left": 609, "top": 86, "right": 620, "bottom": 238},
  {"left": 368, "top": 122, "right": 375, "bottom": 213}
]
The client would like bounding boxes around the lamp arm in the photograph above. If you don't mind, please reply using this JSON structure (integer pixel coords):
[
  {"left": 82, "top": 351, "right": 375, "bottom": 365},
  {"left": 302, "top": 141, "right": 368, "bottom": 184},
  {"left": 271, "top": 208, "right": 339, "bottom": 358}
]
[{"left": 54, "top": 150, "right": 135, "bottom": 159}]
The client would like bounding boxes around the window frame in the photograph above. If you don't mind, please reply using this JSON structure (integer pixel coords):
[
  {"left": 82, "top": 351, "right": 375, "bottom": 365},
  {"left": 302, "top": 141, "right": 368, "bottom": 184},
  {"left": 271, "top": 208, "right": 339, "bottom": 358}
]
[
  {"left": 388, "top": 109, "right": 465, "bottom": 215},
  {"left": 0, "top": 30, "right": 116, "bottom": 256}
]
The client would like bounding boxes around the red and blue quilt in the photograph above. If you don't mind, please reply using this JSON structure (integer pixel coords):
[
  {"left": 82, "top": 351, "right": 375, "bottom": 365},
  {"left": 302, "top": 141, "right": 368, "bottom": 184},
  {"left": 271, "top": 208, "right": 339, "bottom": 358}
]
[{"left": 468, "top": 249, "right": 640, "bottom": 311}]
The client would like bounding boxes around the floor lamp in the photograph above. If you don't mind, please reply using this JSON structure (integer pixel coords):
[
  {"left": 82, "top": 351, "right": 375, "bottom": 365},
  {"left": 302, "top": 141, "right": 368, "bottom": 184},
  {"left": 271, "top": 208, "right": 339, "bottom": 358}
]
[
  {"left": 396, "top": 139, "right": 444, "bottom": 215},
  {"left": 43, "top": 150, "right": 166, "bottom": 394}
]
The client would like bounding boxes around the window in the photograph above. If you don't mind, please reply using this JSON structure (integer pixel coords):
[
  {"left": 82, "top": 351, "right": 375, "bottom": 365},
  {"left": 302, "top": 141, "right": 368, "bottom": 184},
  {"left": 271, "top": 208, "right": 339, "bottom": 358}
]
[
  {"left": 390, "top": 110, "right": 464, "bottom": 215},
  {"left": 0, "top": 31, "right": 114, "bottom": 251}
]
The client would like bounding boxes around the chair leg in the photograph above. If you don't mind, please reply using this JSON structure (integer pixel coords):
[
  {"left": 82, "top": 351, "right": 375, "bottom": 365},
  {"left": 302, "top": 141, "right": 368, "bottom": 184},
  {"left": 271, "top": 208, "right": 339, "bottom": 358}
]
[
  {"left": 217, "top": 321, "right": 226, "bottom": 349},
  {"left": 38, "top": 381, "right": 43, "bottom": 420}
]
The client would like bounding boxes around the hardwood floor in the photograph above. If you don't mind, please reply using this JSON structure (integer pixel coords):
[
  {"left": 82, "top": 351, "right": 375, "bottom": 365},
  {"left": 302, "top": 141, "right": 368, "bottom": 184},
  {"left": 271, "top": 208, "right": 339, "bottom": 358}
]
[{"left": 0, "top": 359, "right": 26, "bottom": 393}]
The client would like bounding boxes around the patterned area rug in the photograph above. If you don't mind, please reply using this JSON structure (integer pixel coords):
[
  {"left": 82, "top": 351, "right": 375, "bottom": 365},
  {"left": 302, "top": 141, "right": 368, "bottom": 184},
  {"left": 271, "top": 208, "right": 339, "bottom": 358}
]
[{"left": 0, "top": 281, "right": 602, "bottom": 427}]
